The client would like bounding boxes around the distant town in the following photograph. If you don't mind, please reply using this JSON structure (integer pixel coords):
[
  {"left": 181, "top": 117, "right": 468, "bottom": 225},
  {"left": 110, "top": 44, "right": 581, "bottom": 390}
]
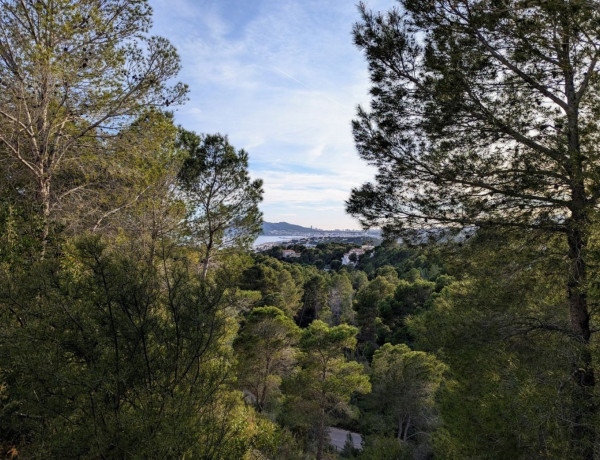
[{"left": 254, "top": 221, "right": 381, "bottom": 252}]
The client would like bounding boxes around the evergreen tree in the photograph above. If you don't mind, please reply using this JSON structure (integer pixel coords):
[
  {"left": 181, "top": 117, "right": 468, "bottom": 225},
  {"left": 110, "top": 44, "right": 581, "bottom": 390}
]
[
  {"left": 348, "top": 1, "right": 600, "bottom": 454},
  {"left": 177, "top": 131, "right": 263, "bottom": 280},
  {"left": 408, "top": 228, "right": 580, "bottom": 458},
  {"left": 0, "top": 237, "right": 247, "bottom": 458},
  {"left": 296, "top": 274, "right": 328, "bottom": 327},
  {"left": 234, "top": 307, "right": 300, "bottom": 413},
  {"left": 327, "top": 273, "right": 355, "bottom": 325},
  {"left": 0, "top": 0, "right": 186, "bottom": 251},
  {"left": 282, "top": 321, "right": 370, "bottom": 460},
  {"left": 367, "top": 343, "right": 446, "bottom": 456},
  {"left": 354, "top": 275, "right": 397, "bottom": 357}
]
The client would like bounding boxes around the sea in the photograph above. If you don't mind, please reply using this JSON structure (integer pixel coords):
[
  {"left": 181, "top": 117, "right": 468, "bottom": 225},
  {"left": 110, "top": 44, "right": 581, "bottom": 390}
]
[{"left": 252, "top": 235, "right": 299, "bottom": 247}]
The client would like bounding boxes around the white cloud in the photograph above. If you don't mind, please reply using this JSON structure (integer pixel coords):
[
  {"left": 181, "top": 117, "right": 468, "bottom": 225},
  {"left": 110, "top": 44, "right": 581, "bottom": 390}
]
[{"left": 149, "top": 0, "right": 397, "bottom": 228}]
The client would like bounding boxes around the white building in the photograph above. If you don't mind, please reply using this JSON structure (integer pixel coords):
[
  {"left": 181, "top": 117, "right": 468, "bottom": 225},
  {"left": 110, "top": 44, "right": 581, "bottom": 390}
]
[
  {"left": 341, "top": 245, "right": 375, "bottom": 266},
  {"left": 342, "top": 248, "right": 365, "bottom": 266}
]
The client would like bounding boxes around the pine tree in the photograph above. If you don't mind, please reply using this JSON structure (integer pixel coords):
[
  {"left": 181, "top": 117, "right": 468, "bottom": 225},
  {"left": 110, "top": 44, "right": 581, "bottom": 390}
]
[
  {"left": 176, "top": 131, "right": 263, "bottom": 280},
  {"left": 0, "top": 0, "right": 187, "bottom": 252},
  {"left": 348, "top": 2, "right": 600, "bottom": 454},
  {"left": 282, "top": 321, "right": 370, "bottom": 460}
]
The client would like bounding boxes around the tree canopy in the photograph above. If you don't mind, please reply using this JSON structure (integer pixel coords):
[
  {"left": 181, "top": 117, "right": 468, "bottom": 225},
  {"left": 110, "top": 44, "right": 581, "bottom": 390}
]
[
  {"left": 177, "top": 131, "right": 263, "bottom": 279},
  {"left": 0, "top": 0, "right": 187, "bottom": 250},
  {"left": 347, "top": 2, "right": 600, "bottom": 455},
  {"left": 348, "top": 0, "right": 600, "bottom": 236}
]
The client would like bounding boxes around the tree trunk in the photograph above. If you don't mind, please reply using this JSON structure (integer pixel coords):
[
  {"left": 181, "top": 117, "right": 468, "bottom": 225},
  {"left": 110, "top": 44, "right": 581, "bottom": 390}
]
[
  {"left": 201, "top": 257, "right": 209, "bottom": 281},
  {"left": 201, "top": 237, "right": 213, "bottom": 281},
  {"left": 563, "top": 31, "right": 596, "bottom": 455},
  {"left": 398, "top": 416, "right": 403, "bottom": 441},
  {"left": 316, "top": 407, "right": 325, "bottom": 460},
  {"left": 567, "top": 219, "right": 596, "bottom": 459},
  {"left": 39, "top": 177, "right": 52, "bottom": 259}
]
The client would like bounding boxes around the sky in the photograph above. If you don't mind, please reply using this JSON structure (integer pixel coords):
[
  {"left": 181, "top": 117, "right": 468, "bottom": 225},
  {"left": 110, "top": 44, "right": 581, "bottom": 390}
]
[{"left": 148, "top": 0, "right": 398, "bottom": 230}]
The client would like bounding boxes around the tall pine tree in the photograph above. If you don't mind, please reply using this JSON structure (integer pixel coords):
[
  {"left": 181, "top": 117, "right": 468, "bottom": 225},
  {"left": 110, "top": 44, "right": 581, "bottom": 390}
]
[{"left": 348, "top": 2, "right": 600, "bottom": 455}]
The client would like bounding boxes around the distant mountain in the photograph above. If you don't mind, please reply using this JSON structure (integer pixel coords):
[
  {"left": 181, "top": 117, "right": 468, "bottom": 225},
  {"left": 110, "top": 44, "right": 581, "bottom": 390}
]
[{"left": 261, "top": 221, "right": 325, "bottom": 236}]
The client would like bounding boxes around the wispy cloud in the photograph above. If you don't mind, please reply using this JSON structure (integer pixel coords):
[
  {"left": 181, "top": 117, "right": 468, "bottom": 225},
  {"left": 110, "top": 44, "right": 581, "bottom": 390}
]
[{"left": 148, "top": 0, "right": 396, "bottom": 229}]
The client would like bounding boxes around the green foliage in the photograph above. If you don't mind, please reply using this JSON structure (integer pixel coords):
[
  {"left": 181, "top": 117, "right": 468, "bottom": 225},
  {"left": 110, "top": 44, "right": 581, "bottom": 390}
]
[
  {"left": 348, "top": 0, "right": 600, "bottom": 237},
  {"left": 281, "top": 321, "right": 370, "bottom": 459},
  {"left": 243, "top": 413, "right": 307, "bottom": 460},
  {"left": 297, "top": 274, "right": 328, "bottom": 327},
  {"left": 266, "top": 242, "right": 361, "bottom": 270},
  {"left": 177, "top": 130, "right": 264, "bottom": 279},
  {"left": 5, "top": 0, "right": 600, "bottom": 457},
  {"left": 0, "top": 202, "right": 43, "bottom": 264},
  {"left": 349, "top": 270, "right": 369, "bottom": 290},
  {"left": 408, "top": 230, "right": 589, "bottom": 458},
  {"left": 0, "top": 0, "right": 187, "bottom": 248},
  {"left": 340, "top": 433, "right": 361, "bottom": 458},
  {"left": 240, "top": 256, "right": 304, "bottom": 317},
  {"left": 348, "top": 0, "right": 600, "bottom": 453},
  {"left": 363, "top": 343, "right": 445, "bottom": 455},
  {"left": 234, "top": 307, "right": 301, "bottom": 413},
  {"left": 0, "top": 237, "right": 246, "bottom": 458},
  {"left": 354, "top": 275, "right": 397, "bottom": 358},
  {"left": 356, "top": 246, "right": 413, "bottom": 277},
  {"left": 356, "top": 435, "right": 411, "bottom": 460},
  {"left": 378, "top": 274, "right": 438, "bottom": 346},
  {"left": 327, "top": 273, "right": 355, "bottom": 326}
]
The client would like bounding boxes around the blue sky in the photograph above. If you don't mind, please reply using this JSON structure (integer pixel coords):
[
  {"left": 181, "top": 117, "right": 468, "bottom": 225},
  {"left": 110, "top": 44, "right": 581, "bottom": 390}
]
[{"left": 148, "top": 0, "right": 397, "bottom": 230}]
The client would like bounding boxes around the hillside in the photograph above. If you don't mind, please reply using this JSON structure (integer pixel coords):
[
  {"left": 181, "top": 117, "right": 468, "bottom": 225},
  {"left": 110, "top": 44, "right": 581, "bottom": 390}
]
[{"left": 261, "top": 221, "right": 325, "bottom": 235}]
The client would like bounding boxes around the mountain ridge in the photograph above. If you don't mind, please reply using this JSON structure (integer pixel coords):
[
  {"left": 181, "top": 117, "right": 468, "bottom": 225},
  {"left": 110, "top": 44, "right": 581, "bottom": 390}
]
[{"left": 261, "top": 221, "right": 325, "bottom": 235}]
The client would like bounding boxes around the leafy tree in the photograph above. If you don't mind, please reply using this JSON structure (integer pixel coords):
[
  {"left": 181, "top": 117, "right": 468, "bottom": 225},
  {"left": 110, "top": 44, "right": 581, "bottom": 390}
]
[
  {"left": 234, "top": 307, "right": 300, "bottom": 413},
  {"left": 408, "top": 229, "right": 578, "bottom": 458},
  {"left": 281, "top": 321, "right": 370, "bottom": 460},
  {"left": 375, "top": 265, "right": 399, "bottom": 283},
  {"left": 357, "top": 246, "right": 413, "bottom": 278},
  {"left": 177, "top": 131, "right": 263, "bottom": 279},
  {"left": 354, "top": 275, "right": 397, "bottom": 357},
  {"left": 269, "top": 269, "right": 304, "bottom": 317},
  {"left": 0, "top": 0, "right": 186, "bottom": 251},
  {"left": 277, "top": 242, "right": 357, "bottom": 269},
  {"left": 0, "top": 237, "right": 248, "bottom": 458},
  {"left": 243, "top": 412, "right": 306, "bottom": 460},
  {"left": 357, "top": 435, "right": 411, "bottom": 460},
  {"left": 365, "top": 343, "right": 446, "bottom": 456},
  {"left": 348, "top": 1, "right": 600, "bottom": 453},
  {"left": 296, "top": 274, "right": 328, "bottom": 327},
  {"left": 330, "top": 259, "right": 342, "bottom": 271},
  {"left": 241, "top": 256, "right": 304, "bottom": 316},
  {"left": 327, "top": 273, "right": 355, "bottom": 325},
  {"left": 349, "top": 270, "right": 369, "bottom": 291},
  {"left": 84, "top": 110, "right": 183, "bottom": 242},
  {"left": 241, "top": 257, "right": 283, "bottom": 295},
  {"left": 379, "top": 274, "right": 437, "bottom": 345}
]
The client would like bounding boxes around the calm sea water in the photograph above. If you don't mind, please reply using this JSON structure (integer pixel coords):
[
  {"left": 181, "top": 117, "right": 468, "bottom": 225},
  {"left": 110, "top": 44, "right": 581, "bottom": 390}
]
[{"left": 253, "top": 235, "right": 298, "bottom": 247}]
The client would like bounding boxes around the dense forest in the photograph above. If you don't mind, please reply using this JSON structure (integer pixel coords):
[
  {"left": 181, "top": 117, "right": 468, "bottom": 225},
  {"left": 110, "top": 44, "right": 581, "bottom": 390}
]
[{"left": 1, "top": 0, "right": 600, "bottom": 459}]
